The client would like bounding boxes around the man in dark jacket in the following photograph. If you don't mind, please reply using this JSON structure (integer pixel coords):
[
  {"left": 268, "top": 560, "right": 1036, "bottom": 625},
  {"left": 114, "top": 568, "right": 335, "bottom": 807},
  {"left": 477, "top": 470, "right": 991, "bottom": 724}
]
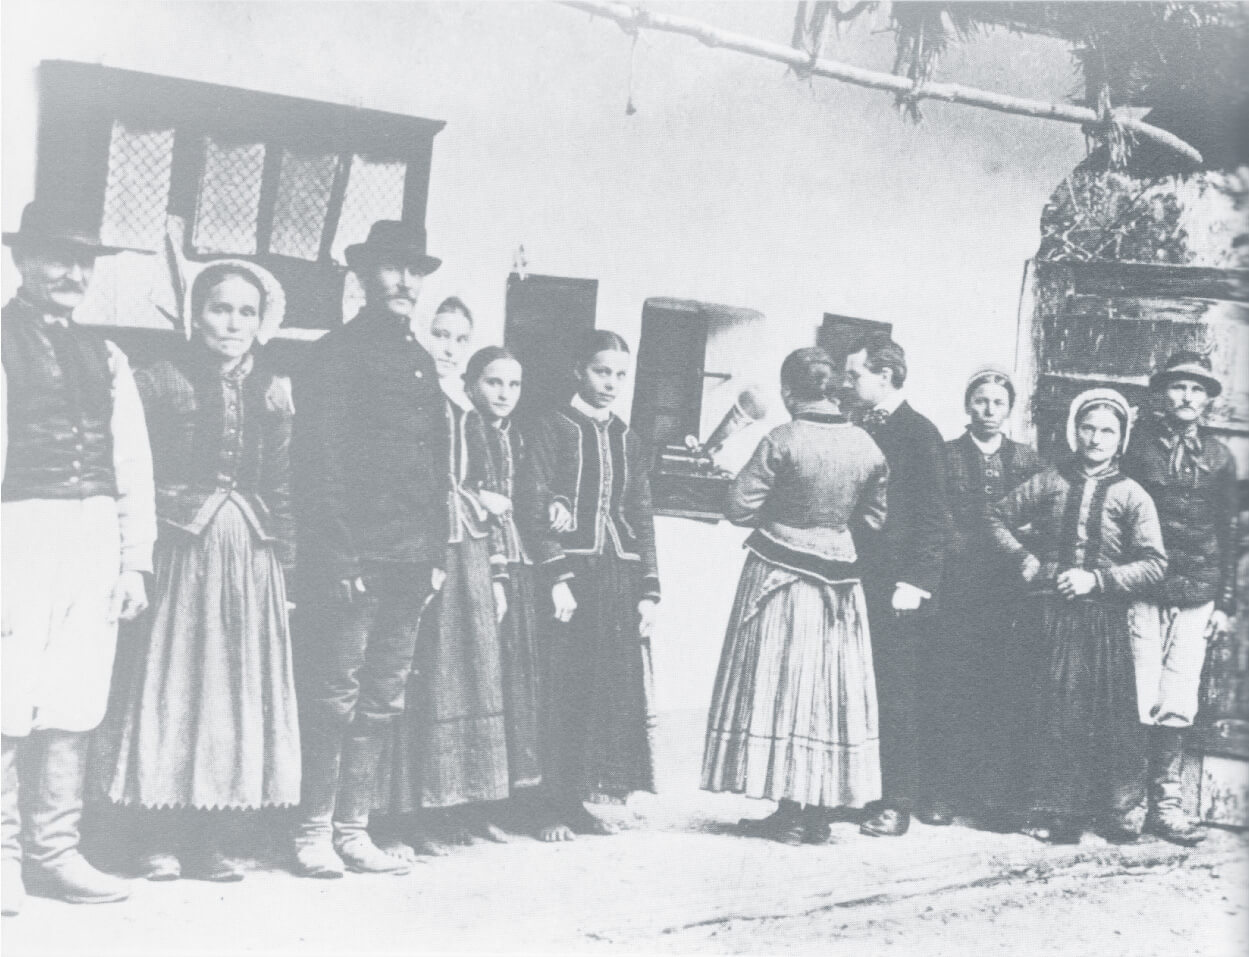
[
  {"left": 291, "top": 220, "right": 448, "bottom": 877},
  {"left": 1123, "top": 351, "right": 1238, "bottom": 846},
  {"left": 845, "top": 335, "right": 953, "bottom": 837}
]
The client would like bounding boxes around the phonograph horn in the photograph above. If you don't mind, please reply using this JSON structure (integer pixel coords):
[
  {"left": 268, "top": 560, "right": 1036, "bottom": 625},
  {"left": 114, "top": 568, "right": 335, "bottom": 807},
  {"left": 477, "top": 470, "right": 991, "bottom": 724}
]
[{"left": 703, "top": 386, "right": 769, "bottom": 454}]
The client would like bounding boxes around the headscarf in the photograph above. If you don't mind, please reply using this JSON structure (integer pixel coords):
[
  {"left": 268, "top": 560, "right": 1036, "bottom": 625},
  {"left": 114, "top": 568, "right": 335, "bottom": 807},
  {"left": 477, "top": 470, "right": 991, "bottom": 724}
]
[
  {"left": 963, "top": 367, "right": 1016, "bottom": 410},
  {"left": 184, "top": 258, "right": 286, "bottom": 345},
  {"left": 1066, "top": 387, "right": 1134, "bottom": 456}
]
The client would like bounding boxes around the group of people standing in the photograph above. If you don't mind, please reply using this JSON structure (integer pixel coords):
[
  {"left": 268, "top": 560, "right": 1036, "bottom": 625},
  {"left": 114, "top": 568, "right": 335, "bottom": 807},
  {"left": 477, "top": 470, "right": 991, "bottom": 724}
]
[
  {"left": 0, "top": 198, "right": 1238, "bottom": 921},
  {"left": 1, "top": 204, "right": 660, "bottom": 915},
  {"left": 701, "top": 336, "right": 1237, "bottom": 851}
]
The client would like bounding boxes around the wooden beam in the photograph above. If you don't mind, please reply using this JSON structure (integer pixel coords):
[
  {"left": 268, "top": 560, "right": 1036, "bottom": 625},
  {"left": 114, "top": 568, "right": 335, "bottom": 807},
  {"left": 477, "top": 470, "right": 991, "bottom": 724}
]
[{"left": 560, "top": 0, "right": 1204, "bottom": 166}]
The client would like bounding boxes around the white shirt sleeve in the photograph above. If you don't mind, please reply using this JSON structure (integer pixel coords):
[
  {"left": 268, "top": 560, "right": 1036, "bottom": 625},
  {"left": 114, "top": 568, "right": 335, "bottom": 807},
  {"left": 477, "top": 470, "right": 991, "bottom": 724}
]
[{"left": 106, "top": 342, "right": 156, "bottom": 575}]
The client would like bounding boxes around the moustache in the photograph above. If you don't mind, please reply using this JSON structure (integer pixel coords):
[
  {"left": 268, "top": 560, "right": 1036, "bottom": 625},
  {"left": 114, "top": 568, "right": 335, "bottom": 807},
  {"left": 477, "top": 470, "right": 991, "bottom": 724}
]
[{"left": 52, "top": 283, "right": 85, "bottom": 295}]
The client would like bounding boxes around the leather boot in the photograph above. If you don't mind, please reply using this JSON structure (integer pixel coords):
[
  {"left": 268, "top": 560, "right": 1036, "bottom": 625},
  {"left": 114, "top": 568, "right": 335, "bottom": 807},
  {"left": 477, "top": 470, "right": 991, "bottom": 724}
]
[
  {"left": 333, "top": 725, "right": 409, "bottom": 875},
  {"left": 1146, "top": 726, "right": 1207, "bottom": 846},
  {"left": 2, "top": 737, "right": 24, "bottom": 916},
  {"left": 291, "top": 718, "right": 346, "bottom": 879},
  {"left": 22, "top": 731, "right": 130, "bottom": 904}
]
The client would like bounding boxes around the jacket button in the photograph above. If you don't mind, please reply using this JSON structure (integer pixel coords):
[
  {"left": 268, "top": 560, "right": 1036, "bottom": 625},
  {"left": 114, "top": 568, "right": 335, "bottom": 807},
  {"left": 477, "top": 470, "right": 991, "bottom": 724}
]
[
  {"left": 414, "top": 370, "right": 423, "bottom": 379},
  {"left": 72, "top": 460, "right": 82, "bottom": 470}
]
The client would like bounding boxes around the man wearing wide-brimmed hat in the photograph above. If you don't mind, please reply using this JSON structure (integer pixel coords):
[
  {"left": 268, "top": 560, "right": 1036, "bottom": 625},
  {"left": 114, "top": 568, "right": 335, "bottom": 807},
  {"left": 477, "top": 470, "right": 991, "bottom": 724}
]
[
  {"left": 1124, "top": 350, "right": 1239, "bottom": 846},
  {"left": 1, "top": 201, "right": 156, "bottom": 914},
  {"left": 291, "top": 220, "right": 447, "bottom": 877}
]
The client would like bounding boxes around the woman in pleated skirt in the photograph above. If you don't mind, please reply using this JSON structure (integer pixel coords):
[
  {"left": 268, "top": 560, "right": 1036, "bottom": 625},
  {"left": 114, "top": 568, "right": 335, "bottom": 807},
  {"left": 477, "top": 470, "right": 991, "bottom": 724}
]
[
  {"left": 95, "top": 261, "right": 300, "bottom": 881},
  {"left": 702, "top": 347, "right": 889, "bottom": 845}
]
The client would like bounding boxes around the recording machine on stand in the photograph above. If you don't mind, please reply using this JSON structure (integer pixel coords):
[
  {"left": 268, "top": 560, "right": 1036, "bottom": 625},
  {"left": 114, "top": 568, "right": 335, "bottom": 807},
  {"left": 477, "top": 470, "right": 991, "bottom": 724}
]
[
  {"left": 654, "top": 388, "right": 769, "bottom": 520},
  {"left": 630, "top": 297, "right": 772, "bottom": 521}
]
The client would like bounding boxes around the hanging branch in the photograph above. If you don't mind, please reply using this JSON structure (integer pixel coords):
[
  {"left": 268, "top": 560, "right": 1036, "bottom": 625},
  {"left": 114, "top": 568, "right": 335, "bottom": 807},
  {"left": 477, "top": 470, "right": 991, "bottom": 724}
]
[{"left": 560, "top": 0, "right": 1204, "bottom": 166}]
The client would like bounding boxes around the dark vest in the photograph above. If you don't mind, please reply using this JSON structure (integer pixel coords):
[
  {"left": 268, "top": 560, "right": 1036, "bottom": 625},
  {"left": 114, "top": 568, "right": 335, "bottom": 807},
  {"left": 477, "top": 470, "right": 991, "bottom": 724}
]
[{"left": 2, "top": 298, "right": 117, "bottom": 501}]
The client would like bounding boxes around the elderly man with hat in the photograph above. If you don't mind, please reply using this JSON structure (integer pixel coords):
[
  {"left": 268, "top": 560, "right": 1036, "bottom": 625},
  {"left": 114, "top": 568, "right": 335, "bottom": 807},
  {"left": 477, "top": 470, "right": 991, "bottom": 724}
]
[
  {"left": 1123, "top": 351, "right": 1239, "bottom": 846},
  {"left": 290, "top": 220, "right": 448, "bottom": 877},
  {"left": 1, "top": 201, "right": 156, "bottom": 914}
]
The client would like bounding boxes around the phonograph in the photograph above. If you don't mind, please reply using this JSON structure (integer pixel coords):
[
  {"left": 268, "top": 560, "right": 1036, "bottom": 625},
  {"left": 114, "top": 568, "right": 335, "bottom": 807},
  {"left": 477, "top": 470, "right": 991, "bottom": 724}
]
[
  {"left": 652, "top": 387, "right": 769, "bottom": 521},
  {"left": 630, "top": 298, "right": 770, "bottom": 522}
]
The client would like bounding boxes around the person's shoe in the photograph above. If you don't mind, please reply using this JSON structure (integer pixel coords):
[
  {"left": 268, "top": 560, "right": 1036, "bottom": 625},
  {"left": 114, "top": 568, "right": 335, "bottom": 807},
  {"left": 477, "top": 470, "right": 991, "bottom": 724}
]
[
  {"left": 739, "top": 800, "right": 801, "bottom": 835},
  {"left": 917, "top": 803, "right": 955, "bottom": 827},
  {"left": 860, "top": 806, "right": 911, "bottom": 837},
  {"left": 181, "top": 847, "right": 245, "bottom": 883},
  {"left": 1022, "top": 821, "right": 1081, "bottom": 845},
  {"left": 290, "top": 838, "right": 345, "bottom": 879},
  {"left": 1145, "top": 810, "right": 1208, "bottom": 847},
  {"left": 24, "top": 853, "right": 131, "bottom": 904},
  {"left": 2, "top": 859, "right": 24, "bottom": 916},
  {"left": 801, "top": 820, "right": 832, "bottom": 845},
  {"left": 770, "top": 818, "right": 808, "bottom": 846},
  {"left": 1100, "top": 823, "right": 1142, "bottom": 846},
  {"left": 135, "top": 850, "right": 180, "bottom": 881},
  {"left": 975, "top": 807, "right": 1021, "bottom": 834},
  {"left": 333, "top": 832, "right": 411, "bottom": 875}
]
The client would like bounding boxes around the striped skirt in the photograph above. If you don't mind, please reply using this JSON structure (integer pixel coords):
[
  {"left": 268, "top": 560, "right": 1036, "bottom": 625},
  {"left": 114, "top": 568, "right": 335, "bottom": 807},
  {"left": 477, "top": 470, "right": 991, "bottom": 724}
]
[{"left": 701, "top": 552, "right": 881, "bottom": 808}]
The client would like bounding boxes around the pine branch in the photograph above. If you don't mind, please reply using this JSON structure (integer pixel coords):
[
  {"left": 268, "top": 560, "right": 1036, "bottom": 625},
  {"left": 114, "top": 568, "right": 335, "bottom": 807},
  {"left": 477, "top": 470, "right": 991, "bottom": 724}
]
[{"left": 561, "top": 0, "right": 1204, "bottom": 166}]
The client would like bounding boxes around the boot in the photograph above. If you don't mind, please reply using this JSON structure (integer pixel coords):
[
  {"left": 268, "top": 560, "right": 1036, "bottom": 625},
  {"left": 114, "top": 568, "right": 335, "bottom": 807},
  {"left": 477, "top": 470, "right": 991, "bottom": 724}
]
[
  {"left": 180, "top": 814, "right": 244, "bottom": 883},
  {"left": 291, "top": 718, "right": 345, "bottom": 879},
  {"left": 21, "top": 731, "right": 130, "bottom": 904},
  {"left": 1146, "top": 727, "right": 1207, "bottom": 846},
  {"left": 332, "top": 725, "right": 409, "bottom": 875},
  {"left": 2, "top": 737, "right": 24, "bottom": 916}
]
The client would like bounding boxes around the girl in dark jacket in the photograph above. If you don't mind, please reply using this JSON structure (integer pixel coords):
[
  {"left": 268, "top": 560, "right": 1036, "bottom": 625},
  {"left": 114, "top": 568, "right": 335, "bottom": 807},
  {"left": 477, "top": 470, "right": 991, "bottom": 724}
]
[
  {"left": 462, "top": 346, "right": 546, "bottom": 816},
  {"left": 96, "top": 261, "right": 300, "bottom": 881},
  {"left": 528, "top": 330, "right": 661, "bottom": 841}
]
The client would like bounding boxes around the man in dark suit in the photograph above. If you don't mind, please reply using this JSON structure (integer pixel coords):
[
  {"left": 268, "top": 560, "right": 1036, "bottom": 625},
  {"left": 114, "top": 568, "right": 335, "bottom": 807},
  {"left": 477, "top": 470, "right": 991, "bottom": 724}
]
[
  {"left": 291, "top": 221, "right": 448, "bottom": 877},
  {"left": 845, "top": 335, "right": 953, "bottom": 837}
]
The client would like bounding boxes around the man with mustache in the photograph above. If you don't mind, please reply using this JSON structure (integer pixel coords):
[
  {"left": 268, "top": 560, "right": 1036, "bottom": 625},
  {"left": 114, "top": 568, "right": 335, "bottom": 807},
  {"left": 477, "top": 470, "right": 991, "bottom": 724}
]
[
  {"left": 1123, "top": 351, "right": 1238, "bottom": 846},
  {"left": 291, "top": 221, "right": 447, "bottom": 877},
  {"left": 2, "top": 201, "right": 156, "bottom": 914}
]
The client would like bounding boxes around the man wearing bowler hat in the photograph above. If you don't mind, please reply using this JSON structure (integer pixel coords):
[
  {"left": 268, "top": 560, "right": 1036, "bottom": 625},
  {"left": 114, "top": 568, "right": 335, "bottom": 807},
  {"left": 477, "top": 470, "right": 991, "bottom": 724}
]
[
  {"left": 291, "top": 220, "right": 448, "bottom": 877},
  {"left": 1, "top": 201, "right": 156, "bottom": 914},
  {"left": 1123, "top": 351, "right": 1238, "bottom": 846}
]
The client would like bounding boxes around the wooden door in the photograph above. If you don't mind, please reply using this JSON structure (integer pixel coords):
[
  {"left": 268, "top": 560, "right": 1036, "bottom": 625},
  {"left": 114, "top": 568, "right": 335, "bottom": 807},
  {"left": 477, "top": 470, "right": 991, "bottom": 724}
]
[
  {"left": 1029, "top": 261, "right": 1249, "bottom": 779},
  {"left": 503, "top": 272, "right": 597, "bottom": 424}
]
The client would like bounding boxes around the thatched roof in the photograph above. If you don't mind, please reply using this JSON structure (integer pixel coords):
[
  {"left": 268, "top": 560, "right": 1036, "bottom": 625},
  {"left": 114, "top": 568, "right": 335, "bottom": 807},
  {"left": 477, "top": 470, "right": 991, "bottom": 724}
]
[{"left": 885, "top": 2, "right": 1249, "bottom": 170}]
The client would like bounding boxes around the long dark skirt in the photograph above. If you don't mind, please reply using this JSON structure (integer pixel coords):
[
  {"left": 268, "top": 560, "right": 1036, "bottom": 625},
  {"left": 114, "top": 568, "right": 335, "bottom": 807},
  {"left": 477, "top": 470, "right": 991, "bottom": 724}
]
[
  {"left": 926, "top": 595, "right": 1031, "bottom": 816},
  {"left": 500, "top": 563, "right": 542, "bottom": 790},
  {"left": 381, "top": 536, "right": 510, "bottom": 812},
  {"left": 1023, "top": 595, "right": 1148, "bottom": 823},
  {"left": 541, "top": 553, "right": 656, "bottom": 799},
  {"left": 94, "top": 499, "right": 301, "bottom": 809}
]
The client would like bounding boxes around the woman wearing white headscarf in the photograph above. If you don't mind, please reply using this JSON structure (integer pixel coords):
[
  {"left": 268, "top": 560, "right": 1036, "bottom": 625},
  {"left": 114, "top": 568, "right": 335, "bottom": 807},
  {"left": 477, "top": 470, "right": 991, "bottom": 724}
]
[
  {"left": 95, "top": 260, "right": 299, "bottom": 881},
  {"left": 987, "top": 389, "right": 1166, "bottom": 845}
]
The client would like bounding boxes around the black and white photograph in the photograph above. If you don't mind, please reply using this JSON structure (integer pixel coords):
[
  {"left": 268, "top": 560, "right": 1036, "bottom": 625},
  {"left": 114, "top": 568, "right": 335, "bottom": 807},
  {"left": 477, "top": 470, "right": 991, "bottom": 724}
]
[{"left": 1, "top": 1, "right": 1247, "bottom": 954}]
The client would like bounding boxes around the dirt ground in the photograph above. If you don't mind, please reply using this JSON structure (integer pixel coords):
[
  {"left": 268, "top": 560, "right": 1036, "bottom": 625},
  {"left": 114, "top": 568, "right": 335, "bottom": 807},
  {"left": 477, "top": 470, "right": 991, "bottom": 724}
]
[{"left": 4, "top": 711, "right": 1247, "bottom": 957}]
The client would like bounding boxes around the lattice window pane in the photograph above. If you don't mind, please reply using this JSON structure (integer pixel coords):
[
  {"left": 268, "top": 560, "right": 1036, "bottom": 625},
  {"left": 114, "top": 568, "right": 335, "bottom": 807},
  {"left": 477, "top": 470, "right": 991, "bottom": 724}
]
[
  {"left": 269, "top": 149, "right": 339, "bottom": 260},
  {"left": 192, "top": 137, "right": 266, "bottom": 255},
  {"left": 330, "top": 155, "right": 407, "bottom": 264},
  {"left": 99, "top": 121, "right": 174, "bottom": 251}
]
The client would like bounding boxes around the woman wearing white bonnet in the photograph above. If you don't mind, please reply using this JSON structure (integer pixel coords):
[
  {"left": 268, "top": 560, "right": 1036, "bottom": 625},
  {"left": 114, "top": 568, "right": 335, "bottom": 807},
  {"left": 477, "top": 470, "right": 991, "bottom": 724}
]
[
  {"left": 94, "top": 259, "right": 300, "bottom": 881},
  {"left": 986, "top": 387, "right": 1167, "bottom": 845}
]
